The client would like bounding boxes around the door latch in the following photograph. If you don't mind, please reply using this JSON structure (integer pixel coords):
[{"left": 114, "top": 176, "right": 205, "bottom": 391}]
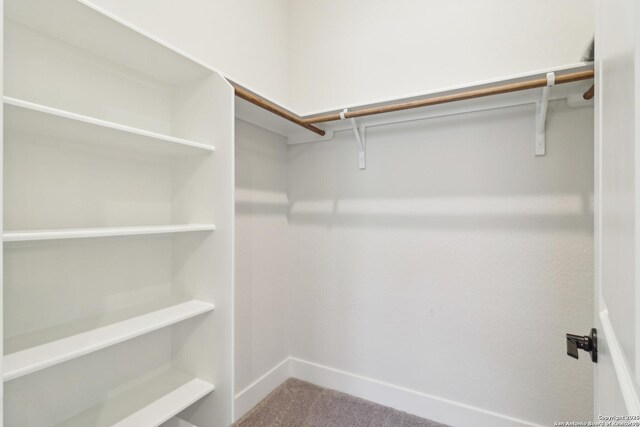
[{"left": 566, "top": 328, "right": 597, "bottom": 363}]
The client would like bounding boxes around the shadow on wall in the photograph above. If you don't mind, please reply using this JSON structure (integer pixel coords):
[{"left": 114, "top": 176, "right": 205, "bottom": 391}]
[
  {"left": 235, "top": 118, "right": 290, "bottom": 217},
  {"left": 279, "top": 102, "right": 593, "bottom": 234}
]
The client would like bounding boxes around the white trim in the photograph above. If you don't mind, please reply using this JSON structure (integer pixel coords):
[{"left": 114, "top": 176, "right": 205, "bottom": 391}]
[
  {"left": 290, "top": 357, "right": 545, "bottom": 427},
  {"left": 234, "top": 357, "right": 545, "bottom": 427},
  {"left": 593, "top": 11, "right": 603, "bottom": 417},
  {"left": 635, "top": 0, "right": 640, "bottom": 389},
  {"left": 599, "top": 309, "right": 640, "bottom": 414},
  {"left": 233, "top": 358, "right": 291, "bottom": 421}
]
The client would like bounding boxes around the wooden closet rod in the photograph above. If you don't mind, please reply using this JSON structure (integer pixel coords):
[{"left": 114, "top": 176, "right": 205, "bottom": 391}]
[
  {"left": 234, "top": 86, "right": 326, "bottom": 136},
  {"left": 303, "top": 70, "right": 595, "bottom": 124},
  {"left": 233, "top": 70, "right": 593, "bottom": 136},
  {"left": 583, "top": 84, "right": 595, "bottom": 100}
]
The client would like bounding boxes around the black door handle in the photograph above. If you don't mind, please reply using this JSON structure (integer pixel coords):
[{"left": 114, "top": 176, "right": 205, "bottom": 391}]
[{"left": 566, "top": 328, "right": 597, "bottom": 363}]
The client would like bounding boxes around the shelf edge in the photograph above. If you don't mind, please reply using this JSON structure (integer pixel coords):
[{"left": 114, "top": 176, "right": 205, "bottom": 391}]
[
  {"left": 4, "top": 224, "right": 216, "bottom": 242},
  {"left": 4, "top": 96, "right": 216, "bottom": 153},
  {"left": 113, "top": 378, "right": 214, "bottom": 427},
  {"left": 3, "top": 300, "right": 215, "bottom": 381}
]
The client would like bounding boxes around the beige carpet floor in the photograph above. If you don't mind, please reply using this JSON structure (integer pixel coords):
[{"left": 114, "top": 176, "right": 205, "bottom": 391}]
[{"left": 234, "top": 378, "right": 449, "bottom": 427}]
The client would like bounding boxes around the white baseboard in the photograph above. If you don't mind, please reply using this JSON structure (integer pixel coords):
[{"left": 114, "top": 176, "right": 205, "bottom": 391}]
[
  {"left": 235, "top": 356, "right": 544, "bottom": 427},
  {"left": 234, "top": 358, "right": 291, "bottom": 421}
]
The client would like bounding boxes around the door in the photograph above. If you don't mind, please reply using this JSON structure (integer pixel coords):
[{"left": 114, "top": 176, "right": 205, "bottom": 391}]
[{"left": 594, "top": 0, "right": 640, "bottom": 416}]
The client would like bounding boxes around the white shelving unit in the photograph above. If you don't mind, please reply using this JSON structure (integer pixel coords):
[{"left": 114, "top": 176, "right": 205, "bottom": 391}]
[{"left": 2, "top": 0, "right": 234, "bottom": 426}]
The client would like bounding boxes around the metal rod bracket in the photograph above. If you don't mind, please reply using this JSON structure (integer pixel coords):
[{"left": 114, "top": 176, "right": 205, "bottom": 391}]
[
  {"left": 535, "top": 72, "right": 555, "bottom": 156},
  {"left": 341, "top": 109, "right": 366, "bottom": 170}
]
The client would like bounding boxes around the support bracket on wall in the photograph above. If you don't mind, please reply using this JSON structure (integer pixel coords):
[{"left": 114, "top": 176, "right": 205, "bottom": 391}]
[
  {"left": 341, "top": 109, "right": 366, "bottom": 170},
  {"left": 534, "top": 72, "right": 555, "bottom": 156}
]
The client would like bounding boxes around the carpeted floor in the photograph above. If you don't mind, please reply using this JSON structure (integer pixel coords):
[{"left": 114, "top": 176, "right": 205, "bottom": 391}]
[{"left": 234, "top": 378, "right": 449, "bottom": 427}]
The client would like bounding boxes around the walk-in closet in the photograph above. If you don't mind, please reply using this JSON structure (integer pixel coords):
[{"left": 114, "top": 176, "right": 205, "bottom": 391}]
[{"left": 1, "top": 0, "right": 638, "bottom": 426}]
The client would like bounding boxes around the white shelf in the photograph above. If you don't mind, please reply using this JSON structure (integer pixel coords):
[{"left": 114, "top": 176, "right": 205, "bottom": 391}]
[
  {"left": 6, "top": 0, "right": 213, "bottom": 85},
  {"left": 5, "top": 97, "right": 216, "bottom": 156},
  {"left": 111, "top": 377, "right": 213, "bottom": 427},
  {"left": 4, "top": 300, "right": 215, "bottom": 381},
  {"left": 4, "top": 224, "right": 216, "bottom": 242},
  {"left": 162, "top": 418, "right": 197, "bottom": 427},
  {"left": 57, "top": 369, "right": 214, "bottom": 427}
]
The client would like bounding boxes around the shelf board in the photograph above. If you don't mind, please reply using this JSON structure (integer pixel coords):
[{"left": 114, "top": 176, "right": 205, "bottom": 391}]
[
  {"left": 162, "top": 418, "right": 197, "bottom": 427},
  {"left": 6, "top": 0, "right": 213, "bottom": 85},
  {"left": 5, "top": 97, "right": 216, "bottom": 156},
  {"left": 57, "top": 369, "right": 214, "bottom": 427},
  {"left": 4, "top": 224, "right": 216, "bottom": 242},
  {"left": 5, "top": 296, "right": 198, "bottom": 355},
  {"left": 4, "top": 300, "right": 215, "bottom": 381},
  {"left": 111, "top": 377, "right": 213, "bottom": 427}
]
